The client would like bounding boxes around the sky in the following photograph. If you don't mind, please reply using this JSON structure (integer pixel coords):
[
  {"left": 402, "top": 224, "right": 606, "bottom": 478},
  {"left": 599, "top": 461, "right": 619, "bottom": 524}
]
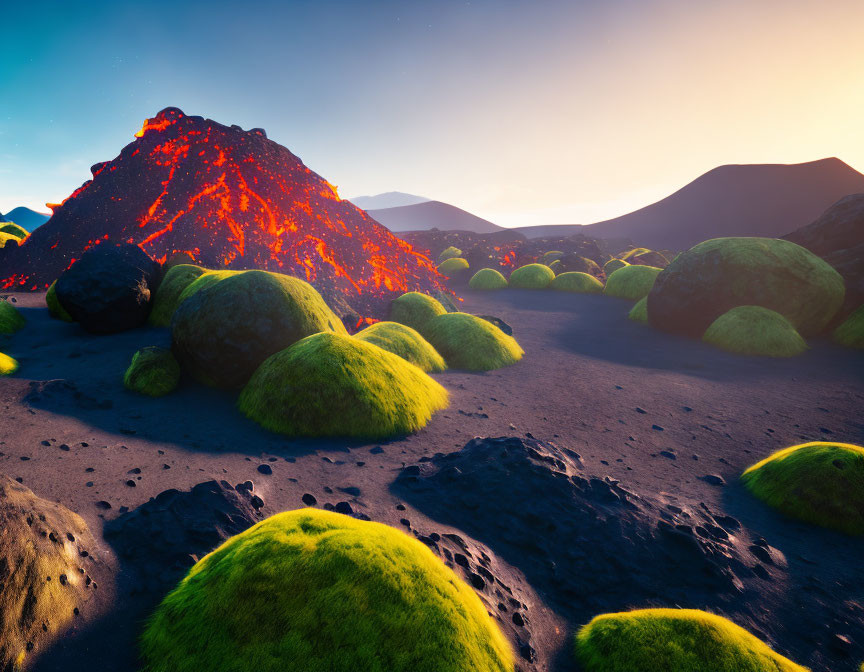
[{"left": 1, "top": 0, "right": 863, "bottom": 227}]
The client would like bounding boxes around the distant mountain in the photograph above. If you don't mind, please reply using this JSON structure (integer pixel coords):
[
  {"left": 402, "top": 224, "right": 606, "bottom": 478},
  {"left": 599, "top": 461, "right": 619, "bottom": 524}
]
[
  {"left": 515, "top": 158, "right": 864, "bottom": 250},
  {"left": 2, "top": 207, "right": 51, "bottom": 232},
  {"left": 350, "top": 191, "right": 430, "bottom": 210},
  {"left": 368, "top": 200, "right": 503, "bottom": 234}
]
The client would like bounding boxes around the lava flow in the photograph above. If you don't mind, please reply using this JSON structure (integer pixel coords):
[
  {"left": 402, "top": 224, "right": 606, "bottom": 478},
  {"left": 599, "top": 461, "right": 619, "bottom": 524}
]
[{"left": 0, "top": 107, "right": 446, "bottom": 317}]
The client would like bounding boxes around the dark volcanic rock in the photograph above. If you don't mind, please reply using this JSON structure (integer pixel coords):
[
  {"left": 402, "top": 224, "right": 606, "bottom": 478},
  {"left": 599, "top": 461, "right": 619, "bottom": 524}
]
[{"left": 54, "top": 243, "right": 160, "bottom": 333}]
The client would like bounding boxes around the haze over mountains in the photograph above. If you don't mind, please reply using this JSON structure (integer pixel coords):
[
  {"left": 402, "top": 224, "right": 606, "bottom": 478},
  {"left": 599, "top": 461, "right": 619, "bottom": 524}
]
[
  {"left": 368, "top": 200, "right": 503, "bottom": 234},
  {"left": 0, "top": 207, "right": 50, "bottom": 231},
  {"left": 350, "top": 192, "right": 430, "bottom": 210}
]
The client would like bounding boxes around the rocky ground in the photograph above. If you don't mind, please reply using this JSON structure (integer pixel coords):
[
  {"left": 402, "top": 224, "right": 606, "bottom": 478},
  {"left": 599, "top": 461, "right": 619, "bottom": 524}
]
[{"left": 1, "top": 289, "right": 863, "bottom": 671}]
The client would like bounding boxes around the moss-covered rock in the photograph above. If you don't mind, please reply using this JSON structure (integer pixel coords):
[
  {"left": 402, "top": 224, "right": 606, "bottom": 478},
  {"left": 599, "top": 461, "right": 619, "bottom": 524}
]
[
  {"left": 422, "top": 312, "right": 523, "bottom": 371},
  {"left": 124, "top": 347, "right": 181, "bottom": 397},
  {"left": 438, "top": 246, "right": 463, "bottom": 262},
  {"left": 702, "top": 306, "right": 807, "bottom": 357},
  {"left": 0, "top": 300, "right": 25, "bottom": 335},
  {"left": 604, "top": 265, "right": 662, "bottom": 300},
  {"left": 548, "top": 259, "right": 562, "bottom": 274},
  {"left": 556, "top": 254, "right": 602, "bottom": 276},
  {"left": 833, "top": 304, "right": 864, "bottom": 349},
  {"left": 175, "top": 269, "right": 242, "bottom": 306},
  {"left": 469, "top": 268, "right": 508, "bottom": 290},
  {"left": 148, "top": 264, "right": 208, "bottom": 327},
  {"left": 604, "top": 258, "right": 629, "bottom": 275},
  {"left": 550, "top": 272, "right": 603, "bottom": 294},
  {"left": 46, "top": 280, "right": 73, "bottom": 322},
  {"left": 238, "top": 333, "right": 448, "bottom": 438},
  {"left": 628, "top": 297, "right": 649, "bottom": 324},
  {"left": 742, "top": 441, "right": 864, "bottom": 535},
  {"left": 647, "top": 237, "right": 845, "bottom": 338},
  {"left": 0, "top": 222, "right": 29, "bottom": 239},
  {"left": 355, "top": 321, "right": 446, "bottom": 372},
  {"left": 140, "top": 509, "right": 513, "bottom": 672},
  {"left": 437, "top": 257, "right": 470, "bottom": 279},
  {"left": 390, "top": 292, "right": 448, "bottom": 332},
  {"left": 509, "top": 263, "right": 554, "bottom": 289},
  {"left": 0, "top": 352, "right": 19, "bottom": 376},
  {"left": 619, "top": 247, "right": 652, "bottom": 261},
  {"left": 574, "top": 608, "right": 806, "bottom": 672},
  {"left": 171, "top": 270, "right": 346, "bottom": 389},
  {"left": 542, "top": 250, "right": 564, "bottom": 265}
]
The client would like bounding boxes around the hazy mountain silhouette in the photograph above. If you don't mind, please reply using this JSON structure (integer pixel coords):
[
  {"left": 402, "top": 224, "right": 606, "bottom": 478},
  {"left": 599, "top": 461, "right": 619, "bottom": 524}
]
[
  {"left": 350, "top": 191, "right": 430, "bottom": 210},
  {"left": 2, "top": 207, "right": 50, "bottom": 231},
  {"left": 515, "top": 158, "right": 864, "bottom": 249},
  {"left": 369, "top": 200, "right": 503, "bottom": 233}
]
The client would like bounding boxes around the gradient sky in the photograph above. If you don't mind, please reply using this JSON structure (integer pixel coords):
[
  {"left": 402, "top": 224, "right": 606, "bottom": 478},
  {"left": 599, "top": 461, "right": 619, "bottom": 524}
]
[{"left": 2, "top": 0, "right": 863, "bottom": 227}]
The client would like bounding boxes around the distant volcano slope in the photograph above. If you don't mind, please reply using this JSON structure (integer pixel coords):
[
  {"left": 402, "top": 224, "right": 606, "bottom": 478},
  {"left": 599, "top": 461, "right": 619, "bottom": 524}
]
[{"left": 0, "top": 107, "right": 445, "bottom": 316}]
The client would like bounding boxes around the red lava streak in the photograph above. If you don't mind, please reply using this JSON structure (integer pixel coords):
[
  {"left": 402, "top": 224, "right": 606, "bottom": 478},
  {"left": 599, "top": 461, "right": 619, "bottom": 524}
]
[{"left": 0, "top": 107, "right": 447, "bottom": 315}]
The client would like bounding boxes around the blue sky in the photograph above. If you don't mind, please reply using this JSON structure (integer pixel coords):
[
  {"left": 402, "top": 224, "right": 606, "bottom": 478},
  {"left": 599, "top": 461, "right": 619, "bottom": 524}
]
[{"left": 2, "top": 0, "right": 863, "bottom": 226}]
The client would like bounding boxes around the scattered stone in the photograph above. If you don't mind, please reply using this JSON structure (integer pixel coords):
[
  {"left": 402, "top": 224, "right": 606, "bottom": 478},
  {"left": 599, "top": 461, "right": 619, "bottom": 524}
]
[
  {"left": 256, "top": 464, "right": 272, "bottom": 475},
  {"left": 700, "top": 474, "right": 726, "bottom": 486}
]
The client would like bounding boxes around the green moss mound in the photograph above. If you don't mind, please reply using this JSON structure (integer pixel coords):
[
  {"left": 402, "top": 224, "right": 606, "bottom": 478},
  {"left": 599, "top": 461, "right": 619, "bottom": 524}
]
[
  {"left": 238, "top": 333, "right": 448, "bottom": 438},
  {"left": 175, "top": 269, "right": 242, "bottom": 306},
  {"left": 628, "top": 297, "right": 649, "bottom": 323},
  {"left": 141, "top": 508, "right": 513, "bottom": 672},
  {"left": 355, "top": 321, "right": 446, "bottom": 372},
  {"left": 45, "top": 280, "right": 73, "bottom": 322},
  {"left": 0, "top": 352, "right": 18, "bottom": 376},
  {"left": 742, "top": 441, "right": 864, "bottom": 535},
  {"left": 604, "top": 265, "right": 662, "bottom": 300},
  {"left": 0, "top": 223, "right": 28, "bottom": 239},
  {"left": 438, "top": 246, "right": 463, "bottom": 262},
  {"left": 437, "top": 257, "right": 470, "bottom": 278},
  {"left": 390, "top": 292, "right": 448, "bottom": 331},
  {"left": 422, "top": 312, "right": 523, "bottom": 371},
  {"left": 509, "top": 263, "right": 554, "bottom": 289},
  {"left": 550, "top": 272, "right": 603, "bottom": 294},
  {"left": 604, "top": 258, "right": 629, "bottom": 275},
  {"left": 575, "top": 608, "right": 807, "bottom": 672},
  {"left": 833, "top": 304, "right": 864, "bottom": 349},
  {"left": 148, "top": 264, "right": 208, "bottom": 327},
  {"left": 469, "top": 268, "right": 508, "bottom": 290},
  {"left": 124, "top": 347, "right": 181, "bottom": 397},
  {"left": 548, "top": 259, "right": 562, "bottom": 274},
  {"left": 542, "top": 250, "right": 563, "bottom": 265},
  {"left": 702, "top": 306, "right": 807, "bottom": 357},
  {"left": 619, "top": 247, "right": 652, "bottom": 261},
  {"left": 0, "top": 301, "right": 25, "bottom": 335}
]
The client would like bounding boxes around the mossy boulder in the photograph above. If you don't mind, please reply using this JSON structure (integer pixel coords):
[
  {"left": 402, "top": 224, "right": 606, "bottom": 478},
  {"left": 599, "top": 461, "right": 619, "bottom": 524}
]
[
  {"left": 437, "top": 257, "right": 470, "bottom": 279},
  {"left": 647, "top": 237, "right": 845, "bottom": 338},
  {"left": 509, "top": 263, "right": 554, "bottom": 289},
  {"left": 171, "top": 270, "right": 346, "bottom": 389},
  {"left": 548, "top": 259, "right": 562, "bottom": 274},
  {"left": 390, "top": 292, "right": 448, "bottom": 332},
  {"left": 0, "top": 352, "right": 19, "bottom": 376},
  {"left": 124, "top": 347, "right": 181, "bottom": 397},
  {"left": 542, "top": 250, "right": 564, "bottom": 265},
  {"left": 604, "top": 258, "right": 629, "bottom": 275},
  {"left": 469, "top": 268, "right": 508, "bottom": 290},
  {"left": 148, "top": 264, "right": 208, "bottom": 327},
  {"left": 0, "top": 475, "right": 101, "bottom": 672},
  {"left": 619, "top": 247, "right": 652, "bottom": 261},
  {"left": 140, "top": 509, "right": 513, "bottom": 672},
  {"left": 46, "top": 280, "right": 73, "bottom": 322},
  {"left": 630, "top": 250, "right": 669, "bottom": 268},
  {"left": 438, "top": 246, "right": 463, "bottom": 262},
  {"left": 833, "top": 304, "right": 864, "bottom": 349},
  {"left": 422, "top": 312, "right": 523, "bottom": 371},
  {"left": 604, "top": 265, "right": 662, "bottom": 300},
  {"left": 628, "top": 297, "right": 649, "bottom": 324},
  {"left": 574, "top": 608, "right": 806, "bottom": 672},
  {"left": 557, "top": 254, "right": 602, "bottom": 276},
  {"left": 550, "top": 272, "right": 603, "bottom": 294},
  {"left": 702, "top": 306, "right": 807, "bottom": 357},
  {"left": 238, "top": 333, "right": 448, "bottom": 438},
  {"left": 742, "top": 441, "right": 864, "bottom": 535},
  {"left": 175, "top": 269, "right": 242, "bottom": 306},
  {"left": 0, "top": 222, "right": 29, "bottom": 239},
  {"left": 355, "top": 321, "right": 446, "bottom": 372},
  {"left": 0, "top": 300, "right": 25, "bottom": 335}
]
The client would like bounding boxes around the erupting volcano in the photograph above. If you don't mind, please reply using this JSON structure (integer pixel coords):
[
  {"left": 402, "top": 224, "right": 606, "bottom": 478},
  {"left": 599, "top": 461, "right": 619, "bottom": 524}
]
[{"left": 0, "top": 107, "right": 446, "bottom": 316}]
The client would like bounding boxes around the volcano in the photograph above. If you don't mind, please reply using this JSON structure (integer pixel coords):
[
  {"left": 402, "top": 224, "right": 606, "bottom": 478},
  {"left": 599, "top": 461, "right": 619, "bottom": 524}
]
[{"left": 0, "top": 107, "right": 445, "bottom": 317}]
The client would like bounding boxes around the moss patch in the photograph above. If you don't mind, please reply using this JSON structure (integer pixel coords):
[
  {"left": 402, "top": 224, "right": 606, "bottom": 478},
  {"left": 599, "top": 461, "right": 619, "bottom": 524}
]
[
  {"left": 542, "top": 250, "right": 563, "bottom": 265},
  {"left": 604, "top": 265, "right": 662, "bottom": 300},
  {"left": 0, "top": 223, "right": 28, "bottom": 239},
  {"left": 438, "top": 246, "right": 463, "bottom": 262},
  {"left": 0, "top": 301, "right": 25, "bottom": 335},
  {"left": 175, "top": 269, "right": 242, "bottom": 307},
  {"left": 149, "top": 264, "right": 208, "bottom": 327},
  {"left": 239, "top": 333, "right": 448, "bottom": 438},
  {"left": 355, "top": 321, "right": 446, "bottom": 372},
  {"left": 141, "top": 509, "right": 512, "bottom": 672},
  {"left": 0, "top": 352, "right": 18, "bottom": 376},
  {"left": 422, "top": 312, "right": 523, "bottom": 371},
  {"left": 833, "top": 304, "right": 864, "bottom": 349},
  {"left": 437, "top": 257, "right": 470, "bottom": 278},
  {"left": 703, "top": 306, "right": 807, "bottom": 357},
  {"left": 390, "top": 292, "right": 448, "bottom": 332},
  {"left": 628, "top": 297, "right": 649, "bottom": 323},
  {"left": 124, "top": 347, "right": 181, "bottom": 397},
  {"left": 604, "top": 258, "right": 629, "bottom": 275},
  {"left": 575, "top": 608, "right": 807, "bottom": 672},
  {"left": 619, "top": 247, "right": 652, "bottom": 261},
  {"left": 469, "top": 268, "right": 508, "bottom": 290},
  {"left": 742, "top": 441, "right": 864, "bottom": 535},
  {"left": 46, "top": 280, "right": 73, "bottom": 322},
  {"left": 509, "top": 263, "right": 554, "bottom": 289},
  {"left": 550, "top": 272, "right": 603, "bottom": 294}
]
